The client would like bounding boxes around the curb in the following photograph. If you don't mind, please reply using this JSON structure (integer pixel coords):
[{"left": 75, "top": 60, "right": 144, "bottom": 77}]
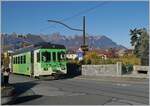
[
  {"left": 75, "top": 76, "right": 148, "bottom": 84},
  {"left": 79, "top": 75, "right": 149, "bottom": 79}
]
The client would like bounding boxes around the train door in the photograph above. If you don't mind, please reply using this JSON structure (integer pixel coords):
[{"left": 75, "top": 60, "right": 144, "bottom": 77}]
[
  {"left": 33, "top": 49, "right": 41, "bottom": 77},
  {"left": 31, "top": 51, "right": 34, "bottom": 76}
]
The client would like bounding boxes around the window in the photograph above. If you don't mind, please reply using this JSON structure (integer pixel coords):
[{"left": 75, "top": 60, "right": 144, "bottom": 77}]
[
  {"left": 52, "top": 52, "right": 56, "bottom": 61},
  {"left": 37, "top": 52, "right": 40, "bottom": 62},
  {"left": 57, "top": 51, "right": 66, "bottom": 61},
  {"left": 47, "top": 52, "right": 51, "bottom": 61},
  {"left": 13, "top": 57, "right": 15, "bottom": 64},
  {"left": 15, "top": 57, "right": 16, "bottom": 64},
  {"left": 22, "top": 56, "right": 24, "bottom": 64},
  {"left": 18, "top": 56, "right": 20, "bottom": 64},
  {"left": 42, "top": 51, "right": 51, "bottom": 62},
  {"left": 23, "top": 55, "right": 26, "bottom": 64},
  {"left": 61, "top": 52, "right": 66, "bottom": 60},
  {"left": 16, "top": 57, "right": 18, "bottom": 64},
  {"left": 57, "top": 52, "right": 61, "bottom": 61},
  {"left": 21, "top": 56, "right": 23, "bottom": 64}
]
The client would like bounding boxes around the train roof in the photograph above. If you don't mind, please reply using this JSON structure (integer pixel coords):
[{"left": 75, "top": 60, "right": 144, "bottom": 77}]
[
  {"left": 34, "top": 42, "right": 66, "bottom": 49},
  {"left": 13, "top": 42, "right": 66, "bottom": 55}
]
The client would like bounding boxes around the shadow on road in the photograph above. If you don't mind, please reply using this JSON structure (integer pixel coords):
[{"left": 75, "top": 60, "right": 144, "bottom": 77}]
[
  {"left": 2, "top": 81, "right": 40, "bottom": 105},
  {"left": 11, "top": 81, "right": 37, "bottom": 96},
  {"left": 5, "top": 95, "right": 42, "bottom": 105},
  {"left": 66, "top": 62, "right": 81, "bottom": 76}
]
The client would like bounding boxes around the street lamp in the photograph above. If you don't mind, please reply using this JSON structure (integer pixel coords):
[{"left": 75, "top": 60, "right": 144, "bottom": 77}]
[{"left": 47, "top": 16, "right": 88, "bottom": 51}]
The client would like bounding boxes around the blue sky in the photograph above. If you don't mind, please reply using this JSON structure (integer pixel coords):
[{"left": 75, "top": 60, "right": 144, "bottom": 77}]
[{"left": 1, "top": 1, "right": 149, "bottom": 48}]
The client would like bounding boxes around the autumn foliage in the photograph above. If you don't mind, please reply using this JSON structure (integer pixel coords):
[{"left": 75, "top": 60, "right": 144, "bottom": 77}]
[{"left": 83, "top": 51, "right": 140, "bottom": 65}]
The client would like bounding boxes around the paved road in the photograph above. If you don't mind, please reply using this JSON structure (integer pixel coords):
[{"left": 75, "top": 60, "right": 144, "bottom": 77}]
[{"left": 2, "top": 74, "right": 149, "bottom": 105}]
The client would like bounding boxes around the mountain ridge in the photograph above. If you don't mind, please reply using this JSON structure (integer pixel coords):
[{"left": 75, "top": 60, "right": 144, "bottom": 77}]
[
  {"left": 40, "top": 33, "right": 127, "bottom": 50},
  {"left": 1, "top": 33, "right": 127, "bottom": 51}
]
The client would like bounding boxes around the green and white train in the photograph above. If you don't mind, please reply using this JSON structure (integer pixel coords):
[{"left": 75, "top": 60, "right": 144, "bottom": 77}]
[{"left": 12, "top": 43, "right": 67, "bottom": 77}]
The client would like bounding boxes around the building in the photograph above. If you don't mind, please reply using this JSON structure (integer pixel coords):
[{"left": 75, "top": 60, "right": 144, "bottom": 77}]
[
  {"left": 117, "top": 49, "right": 133, "bottom": 56},
  {"left": 66, "top": 54, "right": 77, "bottom": 60}
]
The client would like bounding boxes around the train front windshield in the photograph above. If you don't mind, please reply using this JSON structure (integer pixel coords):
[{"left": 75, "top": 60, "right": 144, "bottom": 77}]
[
  {"left": 42, "top": 51, "right": 51, "bottom": 62},
  {"left": 57, "top": 51, "right": 66, "bottom": 61},
  {"left": 41, "top": 51, "right": 66, "bottom": 62}
]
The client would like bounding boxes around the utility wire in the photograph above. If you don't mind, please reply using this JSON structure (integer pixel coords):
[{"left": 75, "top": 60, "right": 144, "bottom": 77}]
[
  {"left": 39, "top": 1, "right": 108, "bottom": 33},
  {"left": 61, "top": 1, "right": 107, "bottom": 22}
]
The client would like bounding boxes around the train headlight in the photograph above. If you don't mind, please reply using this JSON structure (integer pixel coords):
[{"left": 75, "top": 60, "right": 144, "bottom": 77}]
[{"left": 61, "top": 66, "right": 66, "bottom": 70}]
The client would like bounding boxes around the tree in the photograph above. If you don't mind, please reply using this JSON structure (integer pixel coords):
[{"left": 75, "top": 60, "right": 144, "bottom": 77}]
[
  {"left": 84, "top": 51, "right": 99, "bottom": 64},
  {"left": 130, "top": 28, "right": 149, "bottom": 65}
]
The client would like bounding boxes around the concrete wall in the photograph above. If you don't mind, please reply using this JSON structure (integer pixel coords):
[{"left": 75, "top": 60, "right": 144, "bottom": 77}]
[
  {"left": 133, "top": 65, "right": 149, "bottom": 74},
  {"left": 82, "top": 62, "right": 122, "bottom": 76}
]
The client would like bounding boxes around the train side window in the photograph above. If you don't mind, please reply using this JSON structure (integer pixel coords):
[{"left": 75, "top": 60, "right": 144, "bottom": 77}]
[
  {"left": 15, "top": 57, "right": 17, "bottom": 64},
  {"left": 20, "top": 56, "right": 22, "bottom": 64},
  {"left": 37, "top": 52, "right": 40, "bottom": 62},
  {"left": 23, "top": 55, "right": 26, "bottom": 64},
  {"left": 17, "top": 57, "right": 18, "bottom": 64},
  {"left": 15, "top": 57, "right": 16, "bottom": 64},
  {"left": 52, "top": 52, "right": 56, "bottom": 61},
  {"left": 16, "top": 57, "right": 18, "bottom": 64},
  {"left": 21, "top": 56, "right": 23, "bottom": 64},
  {"left": 47, "top": 52, "right": 51, "bottom": 62},
  {"left": 49, "top": 52, "right": 51, "bottom": 61},
  {"left": 13, "top": 57, "right": 14, "bottom": 64},
  {"left": 17, "top": 57, "right": 19, "bottom": 64},
  {"left": 22, "top": 56, "right": 24, "bottom": 64},
  {"left": 18, "top": 56, "right": 20, "bottom": 64},
  {"left": 57, "top": 52, "right": 61, "bottom": 61},
  {"left": 58, "top": 51, "right": 65, "bottom": 61},
  {"left": 61, "top": 51, "right": 66, "bottom": 60}
]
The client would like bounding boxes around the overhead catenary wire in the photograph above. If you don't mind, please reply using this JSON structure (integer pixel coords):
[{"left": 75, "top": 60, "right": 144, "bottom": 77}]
[
  {"left": 47, "top": 20, "right": 83, "bottom": 31},
  {"left": 39, "top": 1, "right": 108, "bottom": 33},
  {"left": 61, "top": 1, "right": 107, "bottom": 22}
]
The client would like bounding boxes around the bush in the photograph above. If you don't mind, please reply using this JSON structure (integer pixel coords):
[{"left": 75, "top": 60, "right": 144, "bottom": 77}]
[
  {"left": 126, "top": 64, "right": 133, "bottom": 72},
  {"left": 122, "top": 64, "right": 133, "bottom": 74},
  {"left": 119, "top": 54, "right": 140, "bottom": 65},
  {"left": 122, "top": 64, "right": 127, "bottom": 74},
  {"left": 83, "top": 51, "right": 140, "bottom": 65},
  {"left": 84, "top": 51, "right": 99, "bottom": 64}
]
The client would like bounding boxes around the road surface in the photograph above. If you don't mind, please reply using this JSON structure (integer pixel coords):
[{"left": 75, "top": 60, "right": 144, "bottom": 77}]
[{"left": 2, "top": 74, "right": 149, "bottom": 105}]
